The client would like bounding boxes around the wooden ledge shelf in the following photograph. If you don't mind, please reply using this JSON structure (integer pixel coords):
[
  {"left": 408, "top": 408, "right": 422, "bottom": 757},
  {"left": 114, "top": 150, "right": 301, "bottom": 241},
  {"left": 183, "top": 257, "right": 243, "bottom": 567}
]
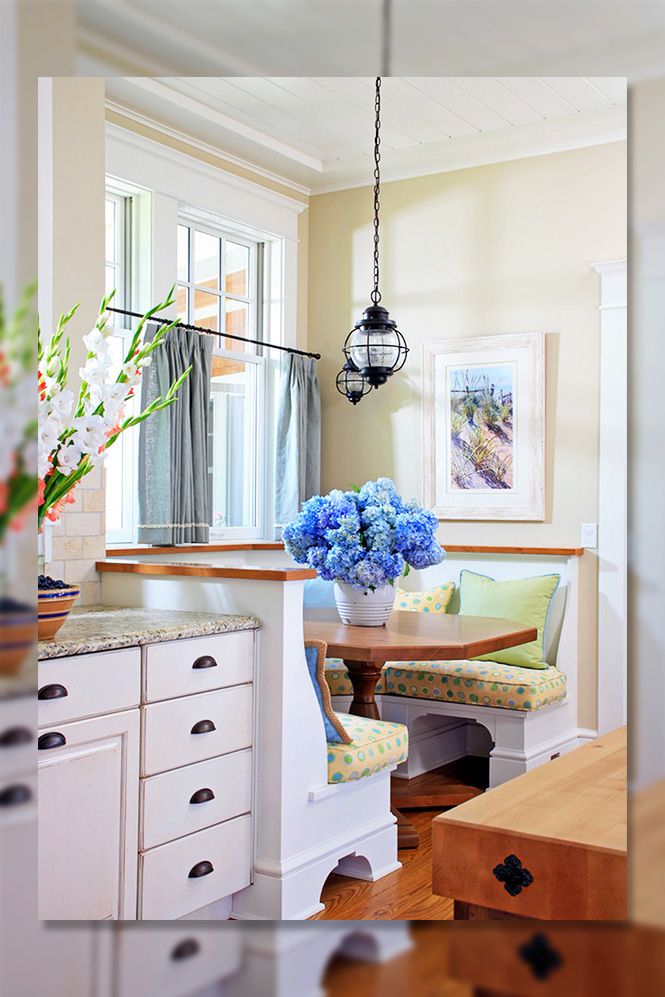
[
  {"left": 106, "top": 542, "right": 285, "bottom": 557},
  {"left": 95, "top": 559, "right": 317, "bottom": 582},
  {"left": 106, "top": 542, "right": 585, "bottom": 558},
  {"left": 444, "top": 545, "right": 584, "bottom": 556}
]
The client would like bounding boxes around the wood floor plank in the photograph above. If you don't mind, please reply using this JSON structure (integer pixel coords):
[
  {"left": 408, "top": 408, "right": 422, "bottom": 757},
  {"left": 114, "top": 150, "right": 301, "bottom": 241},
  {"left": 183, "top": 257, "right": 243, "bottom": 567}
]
[{"left": 311, "top": 810, "right": 454, "bottom": 920}]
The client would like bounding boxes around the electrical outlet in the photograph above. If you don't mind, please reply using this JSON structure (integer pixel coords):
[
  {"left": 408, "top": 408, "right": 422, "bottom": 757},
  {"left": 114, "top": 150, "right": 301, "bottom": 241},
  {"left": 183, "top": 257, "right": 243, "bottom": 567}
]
[{"left": 581, "top": 523, "right": 598, "bottom": 548}]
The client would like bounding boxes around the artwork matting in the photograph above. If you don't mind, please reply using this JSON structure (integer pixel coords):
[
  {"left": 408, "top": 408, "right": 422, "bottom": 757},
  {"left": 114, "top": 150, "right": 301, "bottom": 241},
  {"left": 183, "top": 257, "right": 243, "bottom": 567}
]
[{"left": 423, "top": 333, "right": 545, "bottom": 521}]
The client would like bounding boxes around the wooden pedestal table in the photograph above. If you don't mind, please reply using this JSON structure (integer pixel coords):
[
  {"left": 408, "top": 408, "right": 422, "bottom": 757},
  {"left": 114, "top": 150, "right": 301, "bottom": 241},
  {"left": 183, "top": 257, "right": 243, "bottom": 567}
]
[
  {"left": 303, "top": 608, "right": 537, "bottom": 849},
  {"left": 432, "top": 727, "right": 627, "bottom": 920}
]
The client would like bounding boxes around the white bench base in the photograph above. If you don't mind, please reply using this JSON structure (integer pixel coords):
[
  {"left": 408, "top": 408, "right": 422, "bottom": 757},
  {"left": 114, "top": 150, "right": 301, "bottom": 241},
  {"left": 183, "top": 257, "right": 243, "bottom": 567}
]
[
  {"left": 331, "top": 694, "right": 590, "bottom": 789},
  {"left": 232, "top": 769, "right": 400, "bottom": 921}
]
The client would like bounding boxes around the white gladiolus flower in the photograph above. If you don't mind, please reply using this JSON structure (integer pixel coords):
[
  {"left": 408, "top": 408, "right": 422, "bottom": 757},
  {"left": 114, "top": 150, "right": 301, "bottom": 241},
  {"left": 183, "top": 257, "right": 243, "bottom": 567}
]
[
  {"left": 48, "top": 388, "right": 75, "bottom": 423},
  {"left": 82, "top": 327, "right": 110, "bottom": 357},
  {"left": 38, "top": 416, "right": 59, "bottom": 455},
  {"left": 71, "top": 414, "right": 106, "bottom": 454},
  {"left": 79, "top": 353, "right": 112, "bottom": 386},
  {"left": 56, "top": 442, "right": 83, "bottom": 475}
]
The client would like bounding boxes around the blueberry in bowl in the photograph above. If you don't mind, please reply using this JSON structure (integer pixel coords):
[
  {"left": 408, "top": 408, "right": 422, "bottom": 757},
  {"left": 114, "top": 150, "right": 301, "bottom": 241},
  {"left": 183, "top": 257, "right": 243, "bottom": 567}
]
[{"left": 38, "top": 576, "right": 80, "bottom": 642}]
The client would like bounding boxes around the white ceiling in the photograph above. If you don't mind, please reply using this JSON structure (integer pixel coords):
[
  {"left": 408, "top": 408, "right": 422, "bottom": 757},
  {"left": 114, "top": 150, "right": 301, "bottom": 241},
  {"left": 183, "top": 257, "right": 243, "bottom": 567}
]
[{"left": 106, "top": 76, "right": 627, "bottom": 194}]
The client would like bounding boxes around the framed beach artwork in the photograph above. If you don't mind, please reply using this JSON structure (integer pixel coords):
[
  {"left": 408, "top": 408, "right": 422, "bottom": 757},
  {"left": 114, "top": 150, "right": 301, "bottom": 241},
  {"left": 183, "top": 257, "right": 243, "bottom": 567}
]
[{"left": 423, "top": 333, "right": 545, "bottom": 521}]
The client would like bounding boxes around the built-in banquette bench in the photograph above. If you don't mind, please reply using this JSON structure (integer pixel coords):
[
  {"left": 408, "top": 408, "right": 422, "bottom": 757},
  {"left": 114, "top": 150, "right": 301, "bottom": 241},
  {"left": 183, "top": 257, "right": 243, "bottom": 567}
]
[{"left": 316, "top": 547, "right": 591, "bottom": 790}]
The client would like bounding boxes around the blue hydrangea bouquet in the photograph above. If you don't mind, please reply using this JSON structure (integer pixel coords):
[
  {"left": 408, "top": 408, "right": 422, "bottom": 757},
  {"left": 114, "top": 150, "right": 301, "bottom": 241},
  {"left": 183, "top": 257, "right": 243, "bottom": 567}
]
[{"left": 284, "top": 478, "right": 444, "bottom": 626}]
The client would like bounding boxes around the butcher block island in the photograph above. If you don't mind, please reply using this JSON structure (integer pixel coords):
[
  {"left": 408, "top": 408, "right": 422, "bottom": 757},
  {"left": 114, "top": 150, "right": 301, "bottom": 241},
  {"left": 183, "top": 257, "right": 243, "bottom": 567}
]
[
  {"left": 37, "top": 607, "right": 260, "bottom": 921},
  {"left": 432, "top": 727, "right": 627, "bottom": 921}
]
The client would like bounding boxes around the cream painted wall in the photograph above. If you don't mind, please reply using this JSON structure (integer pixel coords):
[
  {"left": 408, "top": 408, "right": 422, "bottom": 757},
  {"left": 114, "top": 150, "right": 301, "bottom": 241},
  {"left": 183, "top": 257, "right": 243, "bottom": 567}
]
[
  {"left": 40, "top": 77, "right": 107, "bottom": 603},
  {"left": 308, "top": 143, "right": 627, "bottom": 545},
  {"left": 308, "top": 143, "right": 626, "bottom": 732}
]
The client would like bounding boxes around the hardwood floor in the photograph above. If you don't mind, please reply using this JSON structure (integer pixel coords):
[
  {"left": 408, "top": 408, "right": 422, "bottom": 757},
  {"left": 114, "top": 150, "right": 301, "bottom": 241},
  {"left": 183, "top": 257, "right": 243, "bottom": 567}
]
[{"left": 311, "top": 810, "right": 455, "bottom": 920}]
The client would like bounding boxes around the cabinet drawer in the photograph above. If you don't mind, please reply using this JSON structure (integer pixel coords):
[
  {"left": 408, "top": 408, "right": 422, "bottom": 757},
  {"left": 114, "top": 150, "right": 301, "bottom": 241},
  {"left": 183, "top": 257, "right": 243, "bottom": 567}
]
[
  {"left": 142, "top": 685, "right": 252, "bottom": 776},
  {"left": 141, "top": 749, "right": 252, "bottom": 850},
  {"left": 115, "top": 925, "right": 242, "bottom": 997},
  {"left": 139, "top": 814, "right": 251, "bottom": 920},
  {"left": 143, "top": 630, "right": 254, "bottom": 703},
  {"left": 38, "top": 648, "right": 140, "bottom": 725}
]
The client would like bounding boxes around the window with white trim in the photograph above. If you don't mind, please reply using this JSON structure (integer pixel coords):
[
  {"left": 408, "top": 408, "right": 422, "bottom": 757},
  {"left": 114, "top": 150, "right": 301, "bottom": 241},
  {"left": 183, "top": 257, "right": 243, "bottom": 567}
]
[
  {"left": 105, "top": 196, "right": 281, "bottom": 546},
  {"left": 176, "top": 220, "right": 266, "bottom": 537}
]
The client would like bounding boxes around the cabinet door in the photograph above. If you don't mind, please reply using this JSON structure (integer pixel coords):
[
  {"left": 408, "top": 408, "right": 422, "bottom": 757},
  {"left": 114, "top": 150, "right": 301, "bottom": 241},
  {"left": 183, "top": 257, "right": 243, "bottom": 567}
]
[{"left": 38, "top": 709, "right": 140, "bottom": 920}]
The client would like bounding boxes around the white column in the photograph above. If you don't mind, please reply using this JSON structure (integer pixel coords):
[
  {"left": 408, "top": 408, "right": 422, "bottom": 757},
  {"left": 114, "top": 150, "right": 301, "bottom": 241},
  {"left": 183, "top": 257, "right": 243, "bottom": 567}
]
[{"left": 591, "top": 260, "right": 627, "bottom": 734}]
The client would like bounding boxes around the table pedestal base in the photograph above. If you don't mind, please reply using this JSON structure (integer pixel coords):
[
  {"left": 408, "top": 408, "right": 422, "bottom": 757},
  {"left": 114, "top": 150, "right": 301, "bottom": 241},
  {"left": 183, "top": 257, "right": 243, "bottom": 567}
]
[{"left": 393, "top": 757, "right": 489, "bottom": 849}]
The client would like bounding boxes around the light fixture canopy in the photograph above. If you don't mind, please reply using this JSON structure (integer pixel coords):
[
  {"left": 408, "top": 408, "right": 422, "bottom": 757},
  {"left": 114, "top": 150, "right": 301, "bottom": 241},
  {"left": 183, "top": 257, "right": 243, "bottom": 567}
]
[
  {"left": 339, "top": 75, "right": 408, "bottom": 401},
  {"left": 335, "top": 359, "right": 373, "bottom": 405}
]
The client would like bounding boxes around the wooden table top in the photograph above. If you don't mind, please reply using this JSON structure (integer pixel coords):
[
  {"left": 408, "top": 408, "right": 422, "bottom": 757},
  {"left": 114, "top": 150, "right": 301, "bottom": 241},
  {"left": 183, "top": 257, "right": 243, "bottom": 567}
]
[
  {"left": 436, "top": 726, "right": 627, "bottom": 855},
  {"left": 303, "top": 608, "right": 537, "bottom": 662}
]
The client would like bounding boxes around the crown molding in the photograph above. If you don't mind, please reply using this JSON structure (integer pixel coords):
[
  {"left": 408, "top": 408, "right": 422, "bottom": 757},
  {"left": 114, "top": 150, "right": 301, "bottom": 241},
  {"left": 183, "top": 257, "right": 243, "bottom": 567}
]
[
  {"left": 125, "top": 78, "right": 323, "bottom": 174},
  {"left": 106, "top": 100, "right": 312, "bottom": 200}
]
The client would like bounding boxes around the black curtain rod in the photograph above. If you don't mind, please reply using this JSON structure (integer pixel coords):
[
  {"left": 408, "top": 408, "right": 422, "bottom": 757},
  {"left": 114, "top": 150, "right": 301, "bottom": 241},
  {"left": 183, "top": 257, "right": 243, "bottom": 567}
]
[{"left": 107, "top": 306, "right": 321, "bottom": 361}]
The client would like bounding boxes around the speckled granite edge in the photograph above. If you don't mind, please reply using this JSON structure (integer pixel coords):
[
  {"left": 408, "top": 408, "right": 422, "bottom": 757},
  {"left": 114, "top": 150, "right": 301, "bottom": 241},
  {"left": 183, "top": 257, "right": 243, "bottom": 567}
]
[{"left": 38, "top": 607, "right": 261, "bottom": 660}]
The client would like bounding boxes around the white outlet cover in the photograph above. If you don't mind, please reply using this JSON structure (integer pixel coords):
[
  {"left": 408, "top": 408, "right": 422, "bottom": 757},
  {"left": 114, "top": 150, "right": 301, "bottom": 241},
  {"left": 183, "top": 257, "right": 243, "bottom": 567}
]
[{"left": 581, "top": 523, "right": 598, "bottom": 548}]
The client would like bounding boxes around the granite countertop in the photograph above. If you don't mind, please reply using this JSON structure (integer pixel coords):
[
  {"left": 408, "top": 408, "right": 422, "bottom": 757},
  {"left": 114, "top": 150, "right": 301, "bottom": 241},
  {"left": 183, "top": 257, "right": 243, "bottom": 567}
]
[{"left": 38, "top": 606, "right": 261, "bottom": 660}]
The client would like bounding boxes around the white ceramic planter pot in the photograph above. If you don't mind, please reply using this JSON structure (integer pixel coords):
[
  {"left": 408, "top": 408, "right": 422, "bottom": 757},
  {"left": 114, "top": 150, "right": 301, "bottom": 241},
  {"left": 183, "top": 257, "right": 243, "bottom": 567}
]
[{"left": 333, "top": 580, "right": 395, "bottom": 627}]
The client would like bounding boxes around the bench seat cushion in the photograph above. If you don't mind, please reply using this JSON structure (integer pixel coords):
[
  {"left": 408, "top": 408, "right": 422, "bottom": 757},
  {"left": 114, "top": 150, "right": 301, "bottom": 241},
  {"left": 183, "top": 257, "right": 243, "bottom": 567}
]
[
  {"left": 325, "top": 659, "right": 566, "bottom": 712},
  {"left": 327, "top": 712, "right": 408, "bottom": 783}
]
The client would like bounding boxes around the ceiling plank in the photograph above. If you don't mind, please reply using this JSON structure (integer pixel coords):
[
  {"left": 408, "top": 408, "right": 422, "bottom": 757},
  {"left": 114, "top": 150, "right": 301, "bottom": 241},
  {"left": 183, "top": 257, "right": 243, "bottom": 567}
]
[{"left": 448, "top": 78, "right": 543, "bottom": 126}]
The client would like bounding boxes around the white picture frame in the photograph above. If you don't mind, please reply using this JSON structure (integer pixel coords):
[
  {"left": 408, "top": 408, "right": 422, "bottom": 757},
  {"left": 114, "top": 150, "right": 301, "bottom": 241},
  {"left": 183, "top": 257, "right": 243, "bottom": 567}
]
[{"left": 423, "top": 332, "right": 545, "bottom": 521}]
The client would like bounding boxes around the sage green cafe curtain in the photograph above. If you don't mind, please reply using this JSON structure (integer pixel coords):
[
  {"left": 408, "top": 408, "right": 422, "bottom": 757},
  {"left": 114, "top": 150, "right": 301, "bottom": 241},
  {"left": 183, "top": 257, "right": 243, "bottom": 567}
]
[
  {"left": 275, "top": 354, "right": 321, "bottom": 524},
  {"left": 138, "top": 322, "right": 213, "bottom": 545}
]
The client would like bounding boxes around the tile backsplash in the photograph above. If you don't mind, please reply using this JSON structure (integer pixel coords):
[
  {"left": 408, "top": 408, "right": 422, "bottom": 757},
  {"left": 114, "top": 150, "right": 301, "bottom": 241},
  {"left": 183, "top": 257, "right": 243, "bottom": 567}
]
[{"left": 45, "top": 467, "right": 106, "bottom": 605}]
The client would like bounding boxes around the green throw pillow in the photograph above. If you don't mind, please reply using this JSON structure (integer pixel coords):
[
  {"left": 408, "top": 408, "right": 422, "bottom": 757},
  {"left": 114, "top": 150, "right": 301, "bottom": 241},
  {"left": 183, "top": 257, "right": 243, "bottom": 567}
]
[{"left": 459, "top": 569, "right": 559, "bottom": 669}]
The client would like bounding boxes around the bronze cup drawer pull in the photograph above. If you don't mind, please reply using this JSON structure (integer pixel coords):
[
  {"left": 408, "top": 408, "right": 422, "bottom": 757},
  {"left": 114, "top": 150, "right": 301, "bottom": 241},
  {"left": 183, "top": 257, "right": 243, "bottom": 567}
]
[
  {"left": 188, "top": 860, "right": 214, "bottom": 879},
  {"left": 38, "top": 731, "right": 66, "bottom": 751},
  {"left": 190, "top": 720, "right": 216, "bottom": 735},
  {"left": 0, "top": 783, "right": 33, "bottom": 807},
  {"left": 171, "top": 938, "right": 201, "bottom": 961},
  {"left": 189, "top": 787, "right": 215, "bottom": 805},
  {"left": 0, "top": 726, "right": 34, "bottom": 747},
  {"left": 38, "top": 683, "right": 68, "bottom": 700},
  {"left": 192, "top": 655, "right": 218, "bottom": 670}
]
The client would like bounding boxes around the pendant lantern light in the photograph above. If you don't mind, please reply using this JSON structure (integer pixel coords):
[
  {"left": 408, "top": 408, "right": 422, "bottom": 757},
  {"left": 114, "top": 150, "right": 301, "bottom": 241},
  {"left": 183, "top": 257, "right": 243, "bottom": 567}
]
[
  {"left": 338, "top": 76, "right": 408, "bottom": 402},
  {"left": 335, "top": 359, "right": 373, "bottom": 405}
]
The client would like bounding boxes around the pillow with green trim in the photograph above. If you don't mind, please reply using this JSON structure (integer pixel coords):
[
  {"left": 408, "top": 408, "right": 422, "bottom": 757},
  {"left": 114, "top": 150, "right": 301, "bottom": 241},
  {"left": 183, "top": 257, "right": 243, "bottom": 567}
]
[
  {"left": 395, "top": 582, "right": 455, "bottom": 614},
  {"left": 459, "top": 570, "right": 559, "bottom": 669}
]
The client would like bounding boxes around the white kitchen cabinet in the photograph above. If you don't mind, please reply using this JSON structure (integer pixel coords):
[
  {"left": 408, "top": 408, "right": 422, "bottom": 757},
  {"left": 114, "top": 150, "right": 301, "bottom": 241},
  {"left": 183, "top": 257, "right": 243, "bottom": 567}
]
[{"left": 38, "top": 708, "right": 140, "bottom": 920}]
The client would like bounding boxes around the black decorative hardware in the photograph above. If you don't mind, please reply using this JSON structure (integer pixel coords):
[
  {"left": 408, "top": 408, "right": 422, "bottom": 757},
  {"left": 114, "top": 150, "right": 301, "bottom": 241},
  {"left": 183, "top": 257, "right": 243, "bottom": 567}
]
[
  {"left": 0, "top": 726, "right": 34, "bottom": 747},
  {"left": 340, "top": 76, "right": 408, "bottom": 399},
  {"left": 38, "top": 683, "right": 68, "bottom": 700},
  {"left": 335, "top": 359, "right": 373, "bottom": 405},
  {"left": 189, "top": 787, "right": 215, "bottom": 805},
  {"left": 0, "top": 783, "right": 33, "bottom": 807},
  {"left": 171, "top": 938, "right": 201, "bottom": 961},
  {"left": 188, "top": 860, "right": 214, "bottom": 879},
  {"left": 190, "top": 720, "right": 216, "bottom": 735},
  {"left": 492, "top": 854, "right": 534, "bottom": 897},
  {"left": 518, "top": 933, "right": 563, "bottom": 980},
  {"left": 38, "top": 731, "right": 66, "bottom": 751},
  {"left": 192, "top": 655, "right": 217, "bottom": 670},
  {"left": 107, "top": 308, "right": 321, "bottom": 361}
]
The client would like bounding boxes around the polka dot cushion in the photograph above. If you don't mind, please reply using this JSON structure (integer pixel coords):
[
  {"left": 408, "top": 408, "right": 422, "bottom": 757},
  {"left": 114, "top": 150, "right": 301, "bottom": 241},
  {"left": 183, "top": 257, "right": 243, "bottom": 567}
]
[
  {"left": 395, "top": 582, "right": 455, "bottom": 614},
  {"left": 324, "top": 658, "right": 566, "bottom": 712},
  {"left": 327, "top": 713, "right": 408, "bottom": 783}
]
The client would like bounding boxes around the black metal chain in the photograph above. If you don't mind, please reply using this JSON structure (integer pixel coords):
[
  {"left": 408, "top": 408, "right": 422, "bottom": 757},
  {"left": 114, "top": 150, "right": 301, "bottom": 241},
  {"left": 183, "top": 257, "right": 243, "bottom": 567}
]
[{"left": 371, "top": 76, "right": 382, "bottom": 305}]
